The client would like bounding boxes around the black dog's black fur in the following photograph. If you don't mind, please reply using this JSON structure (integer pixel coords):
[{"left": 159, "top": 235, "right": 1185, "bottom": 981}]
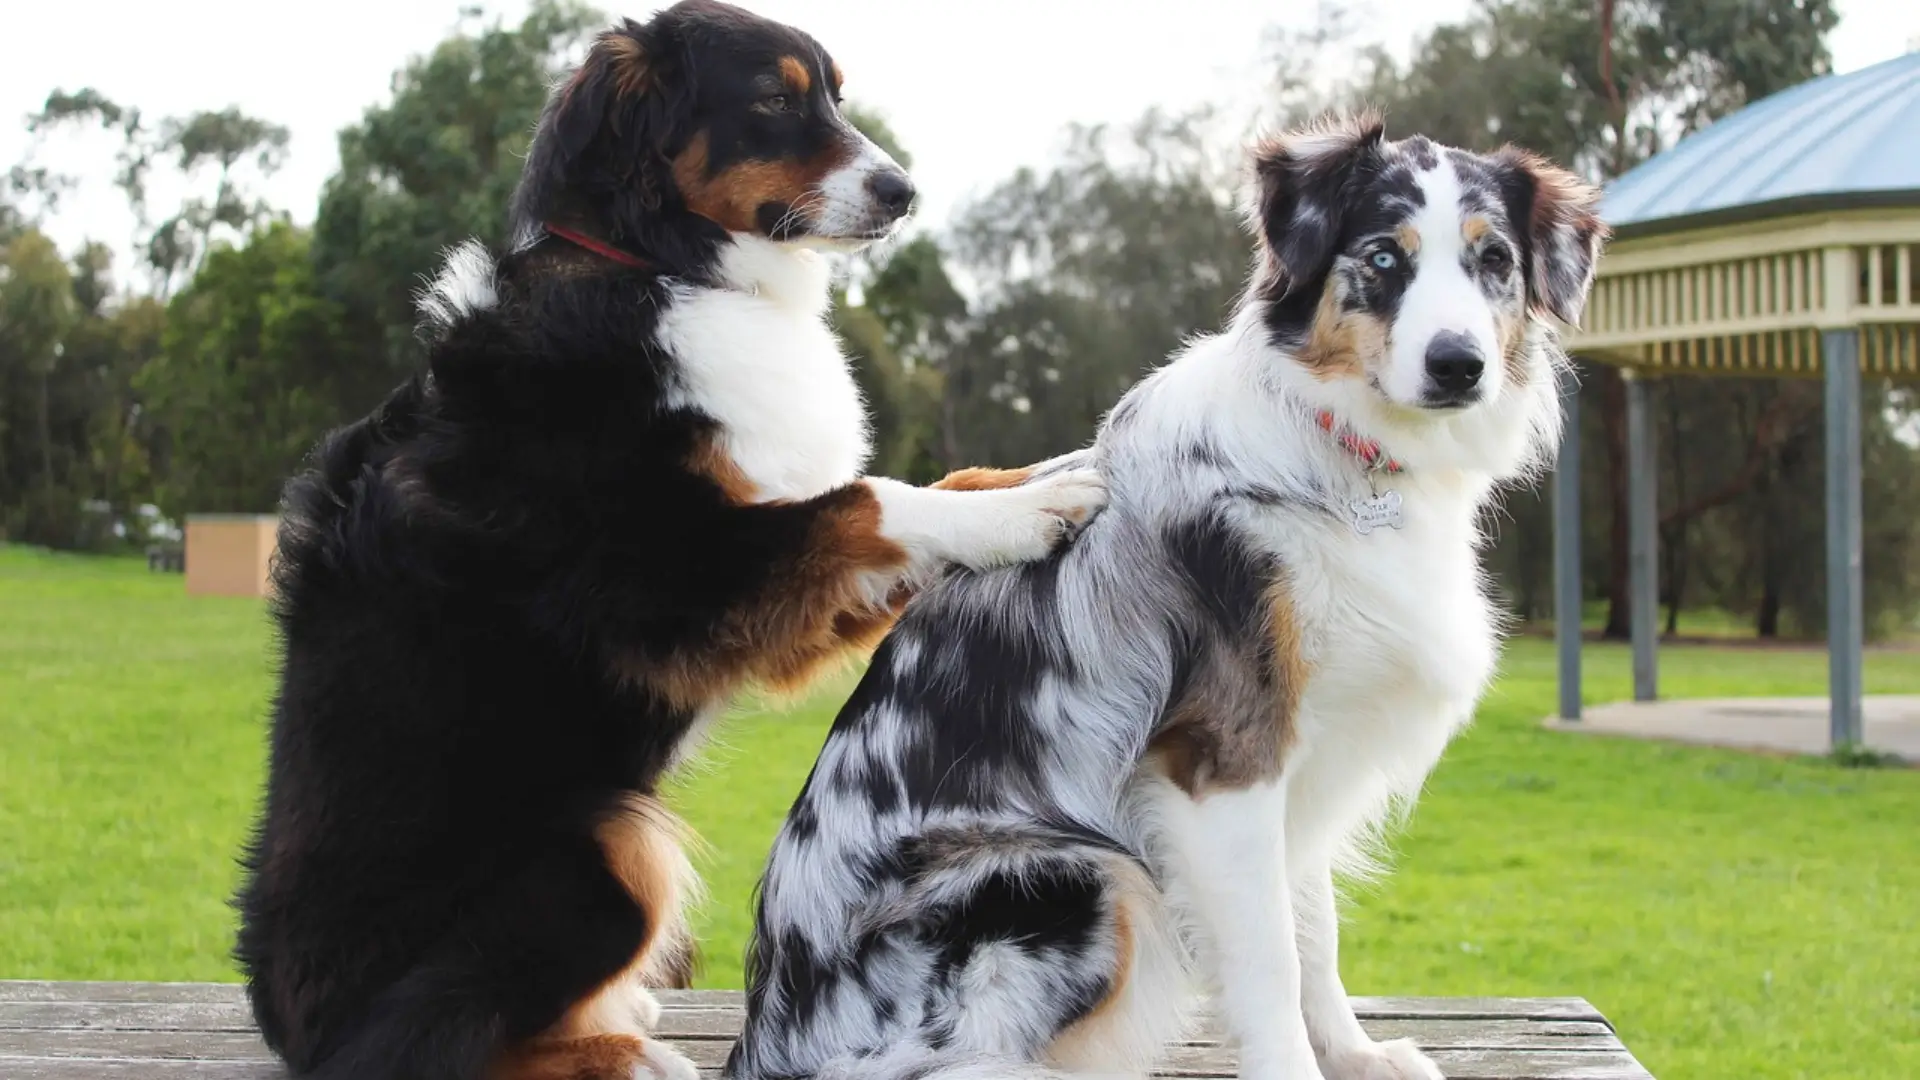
[{"left": 233, "top": 4, "right": 926, "bottom": 1079}]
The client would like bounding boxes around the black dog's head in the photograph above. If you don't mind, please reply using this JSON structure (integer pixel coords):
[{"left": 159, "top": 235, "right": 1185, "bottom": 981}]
[
  {"left": 510, "top": 0, "right": 913, "bottom": 265},
  {"left": 1246, "top": 113, "right": 1606, "bottom": 413}
]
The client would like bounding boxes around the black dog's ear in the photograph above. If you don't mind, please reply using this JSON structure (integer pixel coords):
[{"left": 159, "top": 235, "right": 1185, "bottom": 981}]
[
  {"left": 1492, "top": 147, "right": 1609, "bottom": 326},
  {"left": 551, "top": 24, "right": 656, "bottom": 163},
  {"left": 510, "top": 20, "right": 681, "bottom": 233},
  {"left": 1246, "top": 111, "right": 1387, "bottom": 300}
]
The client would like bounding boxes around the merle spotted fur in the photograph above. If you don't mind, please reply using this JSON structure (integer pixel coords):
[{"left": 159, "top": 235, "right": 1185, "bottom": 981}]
[{"left": 729, "top": 117, "right": 1605, "bottom": 1080}]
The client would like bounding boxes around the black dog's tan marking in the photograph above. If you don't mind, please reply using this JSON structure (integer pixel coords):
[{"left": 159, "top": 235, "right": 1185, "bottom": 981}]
[{"left": 673, "top": 130, "right": 854, "bottom": 236}]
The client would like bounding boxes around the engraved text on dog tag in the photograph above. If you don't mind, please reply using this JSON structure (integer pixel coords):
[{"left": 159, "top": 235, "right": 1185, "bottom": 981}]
[{"left": 1349, "top": 489, "right": 1404, "bottom": 535}]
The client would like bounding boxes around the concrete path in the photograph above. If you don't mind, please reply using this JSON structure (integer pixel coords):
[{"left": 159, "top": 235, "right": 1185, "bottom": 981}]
[{"left": 1547, "top": 696, "right": 1920, "bottom": 761}]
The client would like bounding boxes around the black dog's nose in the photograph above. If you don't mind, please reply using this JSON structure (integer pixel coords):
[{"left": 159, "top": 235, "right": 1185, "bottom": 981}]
[
  {"left": 1424, "top": 332, "right": 1485, "bottom": 398},
  {"left": 867, "top": 168, "right": 915, "bottom": 220}
]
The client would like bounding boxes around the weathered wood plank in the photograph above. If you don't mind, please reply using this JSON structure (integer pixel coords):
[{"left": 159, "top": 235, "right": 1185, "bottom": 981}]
[
  {"left": 0, "top": 983, "right": 1651, "bottom": 1079},
  {"left": 0, "top": 982, "right": 1608, "bottom": 1026},
  {"left": 3, "top": 1030, "right": 280, "bottom": 1061},
  {"left": 0, "top": 984, "right": 243, "bottom": 1005},
  {"left": 0, "top": 1051, "right": 1653, "bottom": 1080},
  {"left": 0, "top": 999, "right": 757, "bottom": 1035},
  {"left": 1407, "top": 1049, "right": 1653, "bottom": 1080},
  {"left": 1349, "top": 999, "right": 1606, "bottom": 1023},
  {"left": 0, "top": 999, "right": 1619, "bottom": 1049},
  {"left": 1155, "top": 1044, "right": 1651, "bottom": 1079},
  {"left": 0, "top": 1064, "right": 714, "bottom": 1080},
  {"left": 1, "top": 1059, "right": 280, "bottom": 1079},
  {"left": 0, "top": 1018, "right": 1628, "bottom": 1063},
  {"left": 0, "top": 1001, "right": 259, "bottom": 1033}
]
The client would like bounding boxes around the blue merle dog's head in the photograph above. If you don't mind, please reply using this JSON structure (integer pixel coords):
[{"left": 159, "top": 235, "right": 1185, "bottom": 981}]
[{"left": 1247, "top": 113, "right": 1606, "bottom": 414}]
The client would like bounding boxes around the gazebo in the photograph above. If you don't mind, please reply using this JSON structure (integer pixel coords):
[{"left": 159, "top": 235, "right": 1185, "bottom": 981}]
[{"left": 1557, "top": 50, "right": 1920, "bottom": 750}]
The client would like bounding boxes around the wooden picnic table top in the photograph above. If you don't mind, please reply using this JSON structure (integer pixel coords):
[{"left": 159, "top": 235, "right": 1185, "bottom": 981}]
[{"left": 0, "top": 981, "right": 1654, "bottom": 1079}]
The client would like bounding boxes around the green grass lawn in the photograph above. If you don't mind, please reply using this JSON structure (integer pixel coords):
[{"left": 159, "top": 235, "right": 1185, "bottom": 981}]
[{"left": 2, "top": 544, "right": 1916, "bottom": 1079}]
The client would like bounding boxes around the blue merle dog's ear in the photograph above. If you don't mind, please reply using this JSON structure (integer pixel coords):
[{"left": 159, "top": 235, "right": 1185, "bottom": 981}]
[
  {"left": 1492, "top": 147, "right": 1609, "bottom": 327},
  {"left": 1246, "top": 112, "right": 1387, "bottom": 300}
]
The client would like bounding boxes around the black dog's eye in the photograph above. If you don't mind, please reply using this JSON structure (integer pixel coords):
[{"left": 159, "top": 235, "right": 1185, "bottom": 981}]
[
  {"left": 757, "top": 94, "right": 795, "bottom": 115},
  {"left": 1480, "top": 244, "right": 1514, "bottom": 276}
]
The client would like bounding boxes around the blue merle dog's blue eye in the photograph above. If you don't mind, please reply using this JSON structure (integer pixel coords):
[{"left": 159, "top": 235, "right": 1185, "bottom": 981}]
[{"left": 1370, "top": 250, "right": 1398, "bottom": 271}]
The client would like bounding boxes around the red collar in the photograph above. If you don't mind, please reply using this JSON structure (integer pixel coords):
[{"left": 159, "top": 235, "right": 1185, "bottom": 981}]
[
  {"left": 543, "top": 223, "right": 654, "bottom": 270},
  {"left": 1316, "top": 411, "right": 1403, "bottom": 474}
]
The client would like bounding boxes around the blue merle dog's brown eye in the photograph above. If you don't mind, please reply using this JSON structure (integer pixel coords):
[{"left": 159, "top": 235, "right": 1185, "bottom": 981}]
[{"left": 1480, "top": 244, "right": 1513, "bottom": 276}]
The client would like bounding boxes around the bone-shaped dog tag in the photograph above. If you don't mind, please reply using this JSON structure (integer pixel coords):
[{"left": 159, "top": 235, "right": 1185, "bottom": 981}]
[{"left": 1348, "top": 489, "right": 1404, "bottom": 535}]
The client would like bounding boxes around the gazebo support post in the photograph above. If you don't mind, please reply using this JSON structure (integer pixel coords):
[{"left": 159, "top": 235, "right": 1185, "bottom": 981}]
[
  {"left": 1564, "top": 57, "right": 1920, "bottom": 749},
  {"left": 1822, "top": 327, "right": 1865, "bottom": 750},
  {"left": 1553, "top": 363, "right": 1583, "bottom": 721},
  {"left": 1624, "top": 371, "right": 1659, "bottom": 703}
]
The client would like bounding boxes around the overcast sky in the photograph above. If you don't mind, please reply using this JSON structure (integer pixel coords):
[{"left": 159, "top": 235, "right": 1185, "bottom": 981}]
[{"left": 6, "top": 0, "right": 1917, "bottom": 272}]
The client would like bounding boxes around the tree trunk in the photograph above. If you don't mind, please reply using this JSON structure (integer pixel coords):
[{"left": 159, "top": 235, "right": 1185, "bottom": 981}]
[
  {"left": 1663, "top": 521, "right": 1685, "bottom": 636},
  {"left": 1756, "top": 563, "right": 1782, "bottom": 638},
  {"left": 1598, "top": 0, "right": 1630, "bottom": 179},
  {"left": 1518, "top": 532, "right": 1540, "bottom": 624},
  {"left": 1662, "top": 388, "right": 1687, "bottom": 636},
  {"left": 1599, "top": 368, "right": 1632, "bottom": 639},
  {"left": 37, "top": 368, "right": 55, "bottom": 506},
  {"left": 939, "top": 385, "right": 961, "bottom": 470}
]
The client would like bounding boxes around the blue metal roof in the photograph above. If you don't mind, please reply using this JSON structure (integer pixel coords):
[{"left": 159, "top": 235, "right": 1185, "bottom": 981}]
[{"left": 1602, "top": 50, "right": 1920, "bottom": 235}]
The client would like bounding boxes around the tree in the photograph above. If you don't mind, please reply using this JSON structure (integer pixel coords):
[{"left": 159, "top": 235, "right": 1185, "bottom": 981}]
[
  {"left": 862, "top": 236, "right": 969, "bottom": 476},
  {"left": 821, "top": 103, "right": 948, "bottom": 481},
  {"left": 58, "top": 244, "right": 166, "bottom": 536},
  {"left": 1351, "top": 0, "right": 1837, "bottom": 174},
  {"left": 8, "top": 89, "right": 291, "bottom": 544},
  {"left": 0, "top": 229, "right": 78, "bottom": 542},
  {"left": 310, "top": 0, "right": 602, "bottom": 412},
  {"left": 940, "top": 110, "right": 1249, "bottom": 467},
  {"left": 2, "top": 164, "right": 71, "bottom": 241},
  {"left": 139, "top": 224, "right": 347, "bottom": 517},
  {"left": 25, "top": 92, "right": 290, "bottom": 296}
]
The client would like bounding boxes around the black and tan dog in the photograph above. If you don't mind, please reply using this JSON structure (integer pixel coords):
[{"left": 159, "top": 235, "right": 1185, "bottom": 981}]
[{"left": 232, "top": 4, "right": 1103, "bottom": 1079}]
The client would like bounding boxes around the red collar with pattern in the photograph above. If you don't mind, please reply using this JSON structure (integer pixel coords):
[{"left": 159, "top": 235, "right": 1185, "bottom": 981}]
[
  {"left": 543, "top": 223, "right": 654, "bottom": 271},
  {"left": 1316, "top": 411, "right": 1404, "bottom": 474}
]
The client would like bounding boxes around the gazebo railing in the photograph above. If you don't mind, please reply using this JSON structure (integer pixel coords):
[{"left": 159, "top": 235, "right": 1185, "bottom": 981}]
[
  {"left": 1582, "top": 251, "right": 1827, "bottom": 348},
  {"left": 1571, "top": 209, "right": 1920, "bottom": 375},
  {"left": 1864, "top": 324, "right": 1920, "bottom": 373},
  {"left": 1859, "top": 242, "right": 1920, "bottom": 314}
]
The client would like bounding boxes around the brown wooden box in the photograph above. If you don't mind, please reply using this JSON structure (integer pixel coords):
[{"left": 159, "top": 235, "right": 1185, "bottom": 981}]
[{"left": 183, "top": 514, "right": 279, "bottom": 598}]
